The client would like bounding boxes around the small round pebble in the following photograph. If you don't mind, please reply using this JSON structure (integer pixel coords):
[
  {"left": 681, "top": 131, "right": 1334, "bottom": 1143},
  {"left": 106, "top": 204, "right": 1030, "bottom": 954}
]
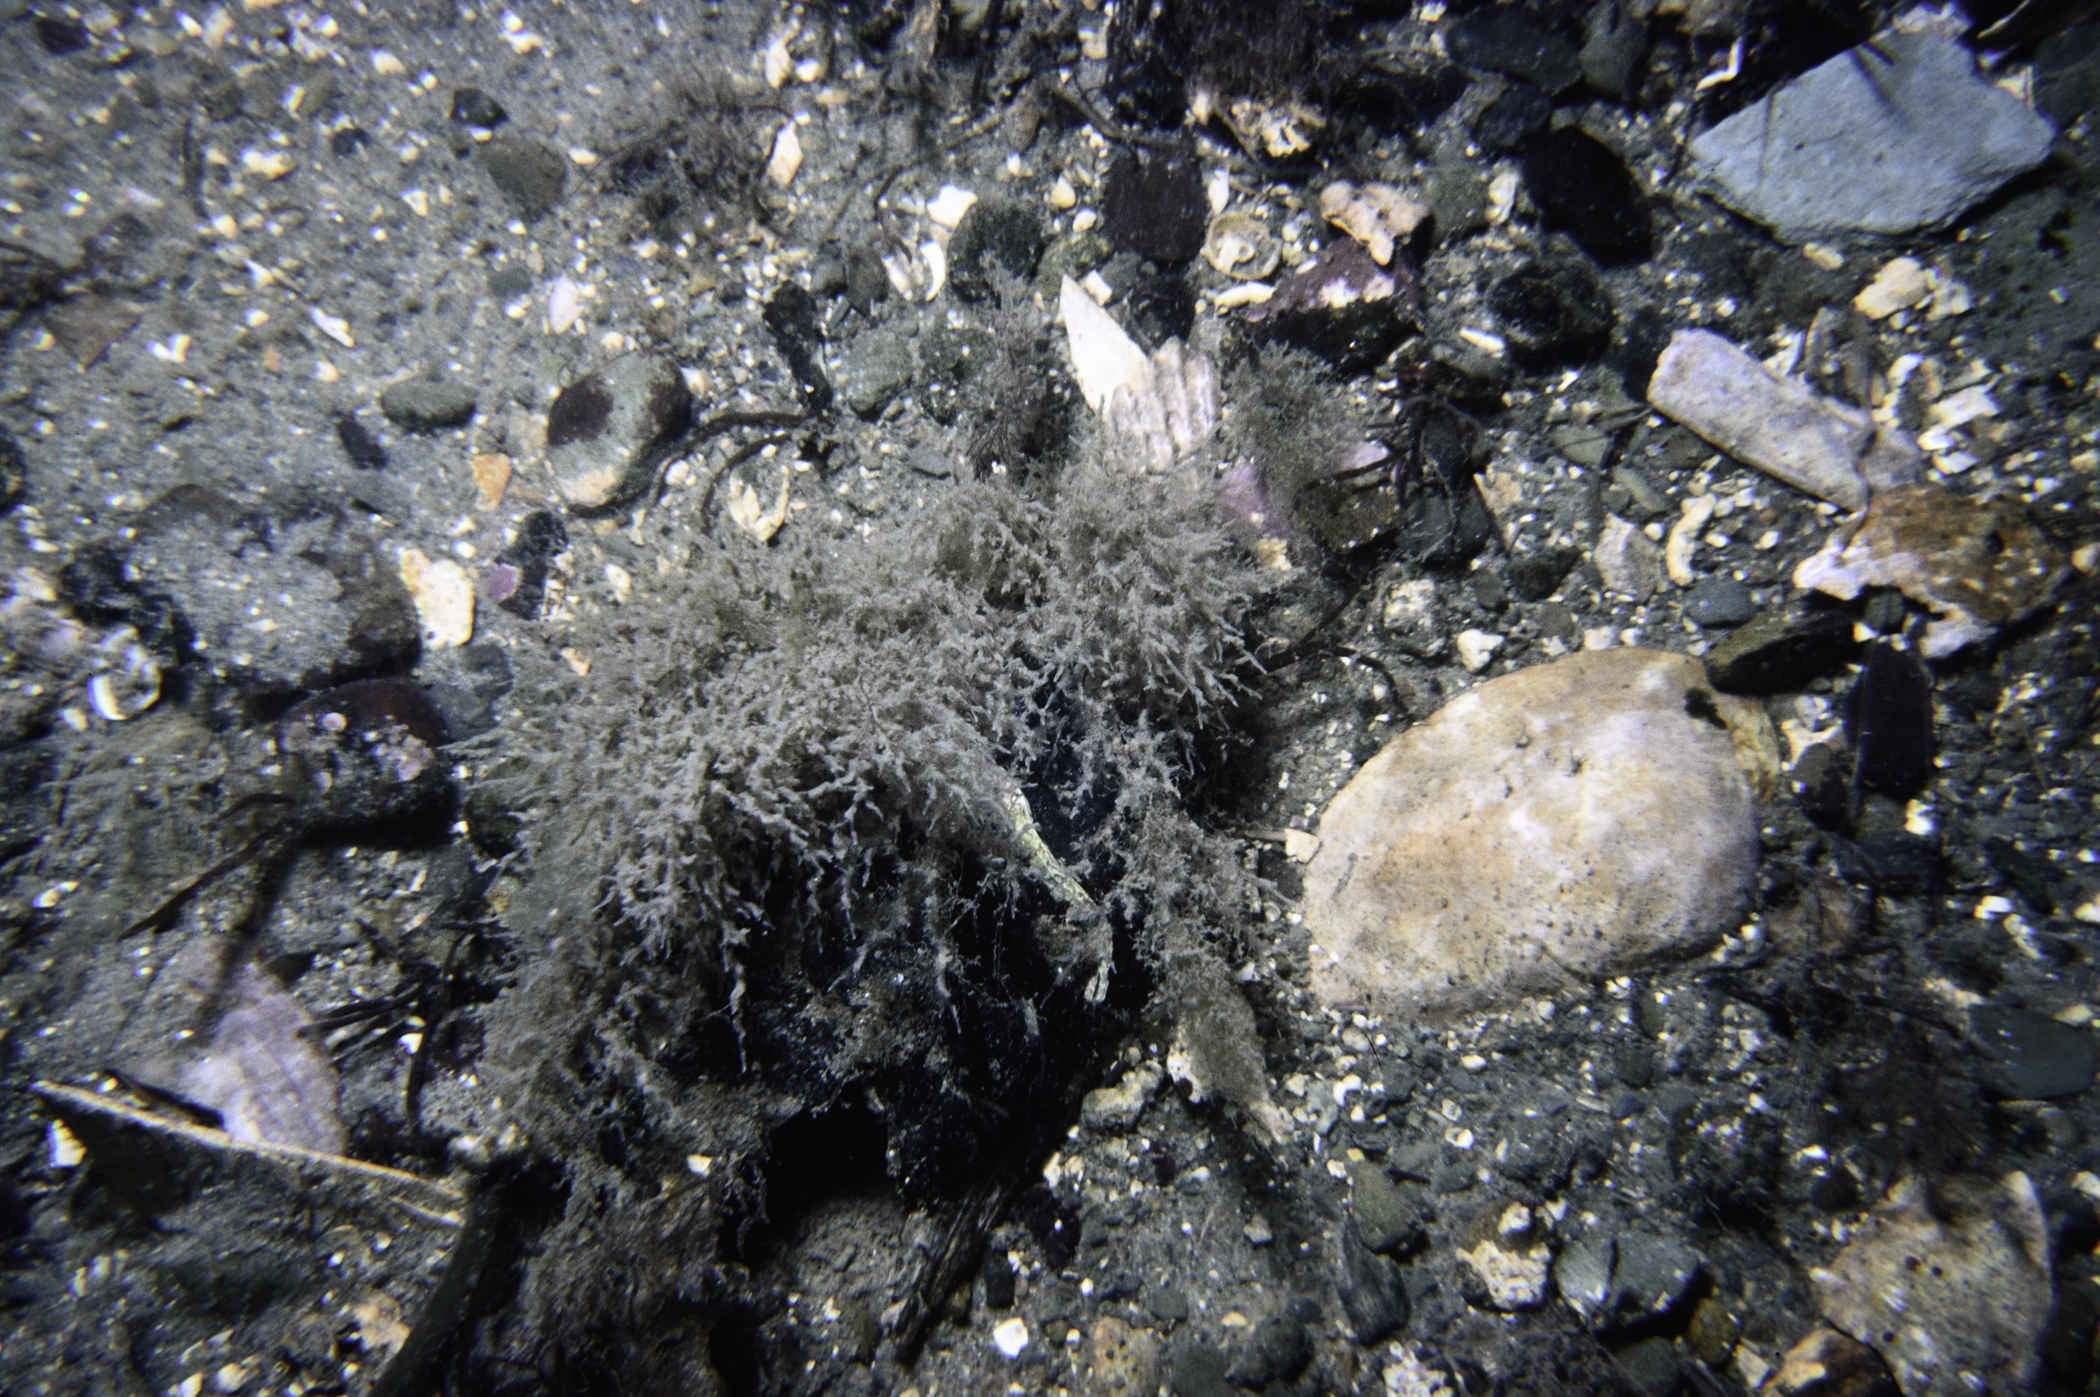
[{"left": 1684, "top": 575, "right": 1757, "bottom": 628}]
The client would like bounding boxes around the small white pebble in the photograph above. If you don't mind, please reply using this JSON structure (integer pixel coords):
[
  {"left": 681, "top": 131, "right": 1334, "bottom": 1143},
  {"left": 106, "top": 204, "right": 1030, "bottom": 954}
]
[{"left": 991, "top": 1317, "right": 1029, "bottom": 1359}]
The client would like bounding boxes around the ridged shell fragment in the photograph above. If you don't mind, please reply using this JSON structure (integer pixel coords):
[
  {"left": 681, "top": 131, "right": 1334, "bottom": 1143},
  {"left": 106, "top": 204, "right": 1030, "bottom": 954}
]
[
  {"left": 1317, "top": 181, "right": 1428, "bottom": 266},
  {"left": 1202, "top": 212, "right": 1280, "bottom": 280}
]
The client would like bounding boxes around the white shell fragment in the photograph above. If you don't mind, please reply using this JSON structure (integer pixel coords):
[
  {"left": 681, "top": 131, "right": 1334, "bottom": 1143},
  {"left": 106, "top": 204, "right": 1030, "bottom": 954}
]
[
  {"left": 728, "top": 466, "right": 793, "bottom": 543},
  {"left": 926, "top": 184, "right": 977, "bottom": 229},
  {"left": 240, "top": 148, "right": 298, "bottom": 180},
  {"left": 1646, "top": 328, "right": 1925, "bottom": 511},
  {"left": 1060, "top": 275, "right": 1152, "bottom": 415},
  {"left": 1853, "top": 256, "right": 1932, "bottom": 319},
  {"left": 1202, "top": 211, "right": 1281, "bottom": 280},
  {"left": 991, "top": 1317, "right": 1030, "bottom": 1359},
  {"left": 1666, "top": 493, "right": 1717, "bottom": 587},
  {"left": 545, "top": 276, "right": 584, "bottom": 334},
  {"left": 766, "top": 122, "right": 802, "bottom": 188},
  {"left": 309, "top": 308, "right": 355, "bottom": 349},
  {"left": 397, "top": 548, "right": 474, "bottom": 649},
  {"left": 86, "top": 631, "right": 161, "bottom": 721}
]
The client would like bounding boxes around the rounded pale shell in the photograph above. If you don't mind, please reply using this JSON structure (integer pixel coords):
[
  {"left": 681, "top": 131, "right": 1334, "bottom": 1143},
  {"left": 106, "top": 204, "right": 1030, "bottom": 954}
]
[{"left": 1202, "top": 212, "right": 1280, "bottom": 280}]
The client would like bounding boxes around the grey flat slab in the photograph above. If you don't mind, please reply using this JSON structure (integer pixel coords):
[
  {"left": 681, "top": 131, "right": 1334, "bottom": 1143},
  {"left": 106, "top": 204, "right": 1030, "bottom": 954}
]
[{"left": 1688, "top": 32, "right": 2055, "bottom": 242}]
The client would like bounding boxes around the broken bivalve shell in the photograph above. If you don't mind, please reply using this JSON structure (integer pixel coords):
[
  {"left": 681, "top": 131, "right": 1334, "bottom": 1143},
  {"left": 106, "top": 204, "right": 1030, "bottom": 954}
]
[
  {"left": 1202, "top": 211, "right": 1281, "bottom": 280},
  {"left": 87, "top": 630, "right": 161, "bottom": 721}
]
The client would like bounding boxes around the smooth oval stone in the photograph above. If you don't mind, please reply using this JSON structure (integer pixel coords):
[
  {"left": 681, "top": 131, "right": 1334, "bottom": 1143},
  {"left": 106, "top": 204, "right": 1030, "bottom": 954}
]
[{"left": 1305, "top": 648, "right": 1773, "bottom": 1018}]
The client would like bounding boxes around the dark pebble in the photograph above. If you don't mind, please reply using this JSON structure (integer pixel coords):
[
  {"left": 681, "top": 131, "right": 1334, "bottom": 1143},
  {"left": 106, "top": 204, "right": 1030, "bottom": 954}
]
[
  {"left": 1613, "top": 1336, "right": 1683, "bottom": 1397},
  {"left": 449, "top": 86, "right": 507, "bottom": 129},
  {"left": 481, "top": 133, "right": 569, "bottom": 220},
  {"left": 1610, "top": 1090, "right": 1646, "bottom": 1120},
  {"left": 1706, "top": 607, "right": 1860, "bottom": 693},
  {"left": 2045, "top": 1277, "right": 2100, "bottom": 1389},
  {"left": 1971, "top": 1007, "right": 2099, "bottom": 1100},
  {"left": 1580, "top": 1, "right": 1648, "bottom": 99},
  {"left": 1846, "top": 642, "right": 1934, "bottom": 799},
  {"left": 0, "top": 424, "right": 26, "bottom": 514},
  {"left": 1840, "top": 831, "right": 1940, "bottom": 894},
  {"left": 1611, "top": 465, "right": 1672, "bottom": 520},
  {"left": 1511, "top": 544, "right": 1580, "bottom": 601},
  {"left": 280, "top": 678, "right": 454, "bottom": 831},
  {"left": 1475, "top": 81, "right": 1554, "bottom": 154},
  {"left": 1432, "top": 1162, "right": 1476, "bottom": 1194},
  {"left": 1338, "top": 1222, "right": 1409, "bottom": 1343},
  {"left": 1168, "top": 1339, "right": 1232, "bottom": 1397},
  {"left": 378, "top": 379, "right": 477, "bottom": 433},
  {"left": 1684, "top": 576, "right": 1757, "bottom": 627},
  {"left": 1225, "top": 1316, "right": 1311, "bottom": 1388},
  {"left": 34, "top": 13, "right": 92, "bottom": 54},
  {"left": 334, "top": 413, "right": 389, "bottom": 469},
  {"left": 1487, "top": 255, "right": 1615, "bottom": 364},
  {"left": 1253, "top": 240, "right": 1418, "bottom": 374},
  {"left": 1101, "top": 150, "right": 1208, "bottom": 265},
  {"left": 980, "top": 1249, "right": 1015, "bottom": 1310},
  {"left": 1862, "top": 588, "right": 1908, "bottom": 635},
  {"left": 1340, "top": 67, "right": 1470, "bottom": 140},
  {"left": 844, "top": 243, "right": 890, "bottom": 317},
  {"left": 1015, "top": 1185, "right": 1079, "bottom": 1267},
  {"left": 80, "top": 212, "right": 156, "bottom": 288},
  {"left": 1146, "top": 1286, "right": 1190, "bottom": 1322},
  {"left": 1446, "top": 8, "right": 1584, "bottom": 94},
  {"left": 946, "top": 199, "right": 1044, "bottom": 301},
  {"left": 1555, "top": 1234, "right": 1615, "bottom": 1320},
  {"left": 55, "top": 545, "right": 187, "bottom": 658},
  {"left": 330, "top": 127, "right": 370, "bottom": 158},
  {"left": 196, "top": 68, "right": 244, "bottom": 121},
  {"left": 487, "top": 265, "right": 534, "bottom": 300},
  {"left": 493, "top": 510, "right": 566, "bottom": 620},
  {"left": 1608, "top": 1233, "right": 1702, "bottom": 1325},
  {"left": 762, "top": 284, "right": 834, "bottom": 412},
  {"left": 809, "top": 248, "right": 848, "bottom": 298},
  {"left": 1121, "top": 272, "right": 1196, "bottom": 351},
  {"left": 426, "top": 641, "right": 513, "bottom": 742},
  {"left": 1789, "top": 742, "right": 1851, "bottom": 827},
  {"left": 1350, "top": 1164, "right": 1425, "bottom": 1255},
  {"left": 1521, "top": 128, "right": 1654, "bottom": 265}
]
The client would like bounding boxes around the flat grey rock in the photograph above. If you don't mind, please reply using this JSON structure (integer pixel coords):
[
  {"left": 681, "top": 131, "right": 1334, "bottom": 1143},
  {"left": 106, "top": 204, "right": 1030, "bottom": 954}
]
[{"left": 1688, "top": 33, "right": 2055, "bottom": 241}]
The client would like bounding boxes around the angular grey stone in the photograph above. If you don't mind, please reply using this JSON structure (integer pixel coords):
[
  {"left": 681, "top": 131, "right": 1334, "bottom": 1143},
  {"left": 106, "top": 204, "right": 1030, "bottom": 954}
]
[
  {"left": 544, "top": 354, "right": 691, "bottom": 510},
  {"left": 379, "top": 377, "right": 477, "bottom": 432},
  {"left": 1348, "top": 1161, "right": 1424, "bottom": 1255},
  {"left": 1610, "top": 1233, "right": 1702, "bottom": 1323},
  {"left": 1556, "top": 1234, "right": 1615, "bottom": 1321},
  {"left": 1338, "top": 1223, "right": 1409, "bottom": 1343},
  {"left": 836, "top": 328, "right": 914, "bottom": 419},
  {"left": 1687, "top": 33, "right": 2056, "bottom": 242}
]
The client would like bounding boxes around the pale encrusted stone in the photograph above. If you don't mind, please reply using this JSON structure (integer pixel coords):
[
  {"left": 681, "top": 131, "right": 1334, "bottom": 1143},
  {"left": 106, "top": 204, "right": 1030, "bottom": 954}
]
[
  {"left": 1647, "top": 329, "right": 1885, "bottom": 510},
  {"left": 1305, "top": 649, "right": 1776, "bottom": 1017},
  {"left": 1795, "top": 482, "right": 2066, "bottom": 658},
  {"left": 1811, "top": 1173, "right": 2050, "bottom": 1397}
]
